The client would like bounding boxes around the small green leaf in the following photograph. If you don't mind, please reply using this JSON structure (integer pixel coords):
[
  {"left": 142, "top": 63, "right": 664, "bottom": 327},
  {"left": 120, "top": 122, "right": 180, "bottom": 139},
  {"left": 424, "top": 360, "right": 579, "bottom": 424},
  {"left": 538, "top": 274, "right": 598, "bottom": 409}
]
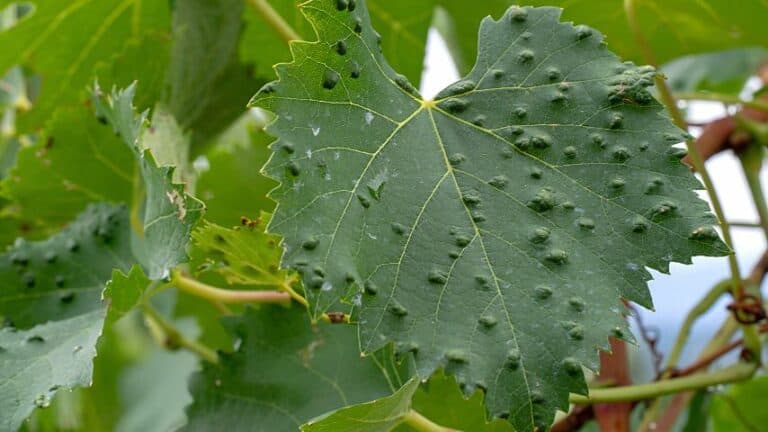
[
  {"left": 253, "top": 2, "right": 727, "bottom": 428},
  {"left": 302, "top": 379, "right": 420, "bottom": 432},
  {"left": 0, "top": 203, "right": 133, "bottom": 328},
  {"left": 662, "top": 48, "right": 768, "bottom": 96},
  {"left": 91, "top": 84, "right": 205, "bottom": 280},
  {"left": 183, "top": 306, "right": 400, "bottom": 432},
  {"left": 103, "top": 266, "right": 150, "bottom": 324},
  {"left": 190, "top": 215, "right": 289, "bottom": 289},
  {"left": 0, "top": 309, "right": 105, "bottom": 432}
]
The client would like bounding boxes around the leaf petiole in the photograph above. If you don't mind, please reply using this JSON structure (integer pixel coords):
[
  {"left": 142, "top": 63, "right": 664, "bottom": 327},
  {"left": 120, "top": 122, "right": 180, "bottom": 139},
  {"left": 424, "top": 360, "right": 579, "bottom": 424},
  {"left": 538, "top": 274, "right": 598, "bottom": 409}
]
[
  {"left": 141, "top": 302, "right": 220, "bottom": 364},
  {"left": 171, "top": 269, "right": 293, "bottom": 305},
  {"left": 401, "top": 410, "right": 459, "bottom": 432}
]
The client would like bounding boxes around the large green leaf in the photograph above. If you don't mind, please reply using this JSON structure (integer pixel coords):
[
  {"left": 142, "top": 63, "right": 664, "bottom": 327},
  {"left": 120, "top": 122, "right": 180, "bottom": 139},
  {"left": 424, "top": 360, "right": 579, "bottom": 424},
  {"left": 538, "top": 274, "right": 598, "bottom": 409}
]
[
  {"left": 0, "top": 0, "right": 170, "bottom": 130},
  {"left": 252, "top": 2, "right": 727, "bottom": 429},
  {"left": 166, "top": 0, "right": 262, "bottom": 149},
  {"left": 183, "top": 306, "right": 401, "bottom": 432},
  {"left": 0, "top": 309, "right": 104, "bottom": 432},
  {"left": 241, "top": 0, "right": 434, "bottom": 86},
  {"left": 91, "top": 84, "right": 205, "bottom": 280},
  {"left": 0, "top": 203, "right": 132, "bottom": 328}
]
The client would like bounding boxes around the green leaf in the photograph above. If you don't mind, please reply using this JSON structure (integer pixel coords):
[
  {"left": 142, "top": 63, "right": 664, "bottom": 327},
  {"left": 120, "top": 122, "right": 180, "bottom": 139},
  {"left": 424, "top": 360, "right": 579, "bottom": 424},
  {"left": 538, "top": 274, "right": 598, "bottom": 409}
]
[
  {"left": 241, "top": 0, "right": 434, "bottom": 86},
  {"left": 0, "top": 309, "right": 105, "bottom": 432},
  {"left": 91, "top": 84, "right": 205, "bottom": 280},
  {"left": 710, "top": 376, "right": 768, "bottom": 432},
  {"left": 252, "top": 2, "right": 727, "bottom": 429},
  {"left": 518, "top": 0, "right": 768, "bottom": 65},
  {"left": 1, "top": 108, "right": 135, "bottom": 228},
  {"left": 662, "top": 48, "right": 768, "bottom": 96},
  {"left": 103, "top": 266, "right": 150, "bottom": 325},
  {"left": 302, "top": 378, "right": 420, "bottom": 432},
  {"left": 304, "top": 372, "right": 513, "bottom": 432},
  {"left": 195, "top": 113, "right": 277, "bottom": 226},
  {"left": 183, "top": 306, "right": 400, "bottom": 432},
  {"left": 167, "top": 0, "right": 263, "bottom": 148},
  {"left": 0, "top": 0, "right": 170, "bottom": 130},
  {"left": 0, "top": 203, "right": 133, "bottom": 328},
  {"left": 190, "top": 216, "right": 289, "bottom": 289}
]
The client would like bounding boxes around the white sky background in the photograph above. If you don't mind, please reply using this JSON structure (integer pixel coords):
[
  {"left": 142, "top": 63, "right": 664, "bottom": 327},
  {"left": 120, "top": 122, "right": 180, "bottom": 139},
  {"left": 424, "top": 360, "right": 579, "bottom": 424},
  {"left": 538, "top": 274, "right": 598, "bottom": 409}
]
[{"left": 420, "top": 30, "right": 766, "bottom": 371}]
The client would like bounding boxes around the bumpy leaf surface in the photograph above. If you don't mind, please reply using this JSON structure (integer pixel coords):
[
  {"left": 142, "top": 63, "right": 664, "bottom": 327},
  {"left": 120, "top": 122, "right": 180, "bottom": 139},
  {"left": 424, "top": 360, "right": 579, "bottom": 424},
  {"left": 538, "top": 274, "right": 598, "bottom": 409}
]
[
  {"left": 184, "top": 306, "right": 401, "bottom": 432},
  {"left": 253, "top": 1, "right": 727, "bottom": 428},
  {"left": 0, "top": 309, "right": 104, "bottom": 432},
  {"left": 0, "top": 203, "right": 132, "bottom": 328},
  {"left": 92, "top": 84, "right": 205, "bottom": 280}
]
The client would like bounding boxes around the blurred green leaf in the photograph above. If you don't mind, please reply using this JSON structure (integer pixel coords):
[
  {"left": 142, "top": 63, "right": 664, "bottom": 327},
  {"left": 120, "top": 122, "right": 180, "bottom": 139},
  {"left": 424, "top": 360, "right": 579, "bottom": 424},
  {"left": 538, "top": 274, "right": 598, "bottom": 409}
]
[
  {"left": 663, "top": 48, "right": 768, "bottom": 96},
  {"left": 711, "top": 376, "right": 768, "bottom": 432}
]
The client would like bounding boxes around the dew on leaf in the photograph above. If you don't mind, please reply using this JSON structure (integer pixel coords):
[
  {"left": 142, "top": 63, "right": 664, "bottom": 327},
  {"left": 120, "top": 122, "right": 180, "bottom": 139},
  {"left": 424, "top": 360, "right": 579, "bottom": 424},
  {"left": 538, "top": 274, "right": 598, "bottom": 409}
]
[
  {"left": 427, "top": 269, "right": 448, "bottom": 285},
  {"left": 546, "top": 67, "right": 561, "bottom": 80},
  {"left": 518, "top": 49, "right": 534, "bottom": 63},
  {"left": 335, "top": 40, "right": 347, "bottom": 55},
  {"left": 690, "top": 226, "right": 718, "bottom": 241},
  {"left": 347, "top": 0, "right": 356, "bottom": 12},
  {"left": 308, "top": 276, "right": 324, "bottom": 290},
  {"left": 388, "top": 301, "right": 408, "bottom": 317},
  {"left": 472, "top": 211, "right": 486, "bottom": 222},
  {"left": 34, "top": 394, "right": 51, "bottom": 409},
  {"left": 562, "top": 357, "right": 581, "bottom": 376},
  {"left": 509, "top": 6, "right": 528, "bottom": 22},
  {"left": 478, "top": 315, "right": 498, "bottom": 328},
  {"left": 631, "top": 216, "right": 649, "bottom": 233},
  {"left": 286, "top": 161, "right": 301, "bottom": 176},
  {"left": 550, "top": 92, "right": 566, "bottom": 103},
  {"left": 66, "top": 239, "right": 79, "bottom": 252},
  {"left": 364, "top": 280, "right": 378, "bottom": 295},
  {"left": 609, "top": 112, "right": 624, "bottom": 129},
  {"left": 530, "top": 167, "right": 543, "bottom": 179},
  {"left": 575, "top": 25, "right": 593, "bottom": 40},
  {"left": 27, "top": 335, "right": 44, "bottom": 343},
  {"left": 534, "top": 285, "right": 553, "bottom": 300},
  {"left": 568, "top": 325, "right": 584, "bottom": 340},
  {"left": 488, "top": 175, "right": 508, "bottom": 189},
  {"left": 514, "top": 137, "right": 530, "bottom": 150},
  {"left": 442, "top": 98, "right": 468, "bottom": 113},
  {"left": 506, "top": 349, "right": 521, "bottom": 369},
  {"left": 55, "top": 275, "right": 66, "bottom": 288},
  {"left": 613, "top": 147, "right": 631, "bottom": 161},
  {"left": 577, "top": 217, "right": 595, "bottom": 230},
  {"left": 568, "top": 297, "right": 586, "bottom": 312},
  {"left": 335, "top": 0, "right": 348, "bottom": 11},
  {"left": 357, "top": 194, "right": 371, "bottom": 208},
  {"left": 530, "top": 227, "right": 550, "bottom": 243},
  {"left": 445, "top": 349, "right": 469, "bottom": 363},
  {"left": 590, "top": 133, "right": 605, "bottom": 147},
  {"left": 462, "top": 192, "right": 481, "bottom": 206},
  {"left": 22, "top": 272, "right": 35, "bottom": 288},
  {"left": 455, "top": 235, "right": 471, "bottom": 247},
  {"left": 353, "top": 17, "right": 363, "bottom": 33},
  {"left": 545, "top": 248, "right": 568, "bottom": 264},
  {"left": 651, "top": 200, "right": 677, "bottom": 219},
  {"left": 610, "top": 177, "right": 625, "bottom": 189},
  {"left": 528, "top": 188, "right": 555, "bottom": 212},
  {"left": 449, "top": 153, "right": 465, "bottom": 166},
  {"left": 472, "top": 115, "right": 486, "bottom": 127},
  {"left": 563, "top": 201, "right": 575, "bottom": 210},
  {"left": 448, "top": 250, "right": 460, "bottom": 259},
  {"left": 350, "top": 61, "right": 361, "bottom": 78},
  {"left": 563, "top": 146, "right": 577, "bottom": 158},
  {"left": 513, "top": 106, "right": 528, "bottom": 119},
  {"left": 394, "top": 74, "right": 416, "bottom": 94},
  {"left": 391, "top": 223, "right": 407, "bottom": 235},
  {"left": 492, "top": 69, "right": 505, "bottom": 79},
  {"left": 364, "top": 111, "right": 374, "bottom": 125},
  {"left": 531, "top": 390, "right": 546, "bottom": 405},
  {"left": 443, "top": 79, "right": 476, "bottom": 96},
  {"left": 73, "top": 345, "right": 82, "bottom": 353},
  {"left": 322, "top": 70, "right": 340, "bottom": 90},
  {"left": 302, "top": 237, "right": 319, "bottom": 250}
]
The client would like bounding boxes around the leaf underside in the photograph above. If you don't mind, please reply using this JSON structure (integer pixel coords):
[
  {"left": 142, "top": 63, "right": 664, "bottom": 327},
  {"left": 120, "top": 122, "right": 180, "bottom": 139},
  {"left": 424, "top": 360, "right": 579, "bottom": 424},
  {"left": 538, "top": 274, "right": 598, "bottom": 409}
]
[{"left": 253, "top": 1, "right": 727, "bottom": 429}]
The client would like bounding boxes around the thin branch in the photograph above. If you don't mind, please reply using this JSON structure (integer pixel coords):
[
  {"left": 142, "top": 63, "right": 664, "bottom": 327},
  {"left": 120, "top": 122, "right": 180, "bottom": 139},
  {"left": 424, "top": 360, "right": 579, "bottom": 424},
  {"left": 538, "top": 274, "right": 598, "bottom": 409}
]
[
  {"left": 247, "top": 0, "right": 301, "bottom": 44},
  {"left": 569, "top": 362, "right": 757, "bottom": 405},
  {"left": 142, "top": 303, "right": 220, "bottom": 364},
  {"left": 171, "top": 270, "right": 292, "bottom": 305},
  {"left": 674, "top": 92, "right": 768, "bottom": 112}
]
